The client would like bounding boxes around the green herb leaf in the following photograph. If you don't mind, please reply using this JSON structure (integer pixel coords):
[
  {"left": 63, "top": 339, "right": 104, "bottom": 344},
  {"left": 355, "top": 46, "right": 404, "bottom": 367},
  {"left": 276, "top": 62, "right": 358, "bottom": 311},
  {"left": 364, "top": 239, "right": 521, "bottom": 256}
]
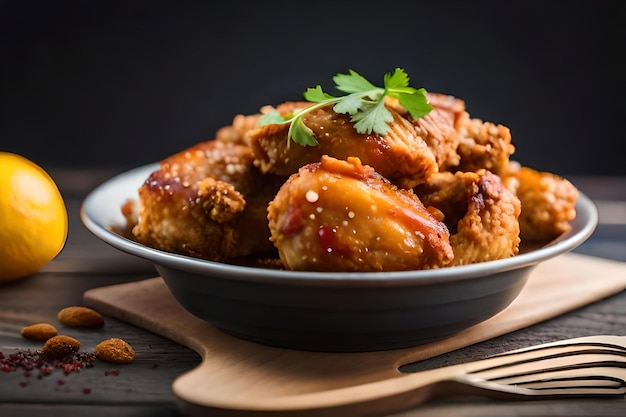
[
  {"left": 332, "top": 94, "right": 362, "bottom": 115},
  {"left": 396, "top": 87, "right": 432, "bottom": 119},
  {"left": 290, "top": 117, "right": 318, "bottom": 146},
  {"left": 333, "top": 70, "right": 378, "bottom": 94},
  {"left": 384, "top": 68, "right": 411, "bottom": 90},
  {"left": 257, "top": 68, "right": 432, "bottom": 147},
  {"left": 351, "top": 100, "right": 394, "bottom": 135},
  {"left": 258, "top": 111, "right": 287, "bottom": 126},
  {"left": 303, "top": 85, "right": 335, "bottom": 102}
]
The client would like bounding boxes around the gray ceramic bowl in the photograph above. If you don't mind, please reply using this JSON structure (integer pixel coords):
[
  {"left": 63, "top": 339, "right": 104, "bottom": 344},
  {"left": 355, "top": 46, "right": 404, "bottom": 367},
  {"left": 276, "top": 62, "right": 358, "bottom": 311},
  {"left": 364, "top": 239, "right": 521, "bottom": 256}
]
[{"left": 80, "top": 163, "right": 598, "bottom": 352}]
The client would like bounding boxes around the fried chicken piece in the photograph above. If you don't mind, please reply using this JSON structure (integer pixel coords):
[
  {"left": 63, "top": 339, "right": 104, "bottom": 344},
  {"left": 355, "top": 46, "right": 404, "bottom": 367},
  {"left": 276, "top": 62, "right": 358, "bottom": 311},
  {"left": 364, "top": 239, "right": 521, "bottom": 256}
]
[
  {"left": 415, "top": 169, "right": 521, "bottom": 266},
  {"left": 267, "top": 155, "right": 454, "bottom": 272},
  {"left": 128, "top": 139, "right": 284, "bottom": 261},
  {"left": 503, "top": 165, "right": 578, "bottom": 242},
  {"left": 426, "top": 92, "right": 467, "bottom": 119},
  {"left": 214, "top": 112, "right": 263, "bottom": 145},
  {"left": 248, "top": 102, "right": 439, "bottom": 188},
  {"left": 454, "top": 113, "right": 515, "bottom": 177},
  {"left": 388, "top": 92, "right": 466, "bottom": 173}
]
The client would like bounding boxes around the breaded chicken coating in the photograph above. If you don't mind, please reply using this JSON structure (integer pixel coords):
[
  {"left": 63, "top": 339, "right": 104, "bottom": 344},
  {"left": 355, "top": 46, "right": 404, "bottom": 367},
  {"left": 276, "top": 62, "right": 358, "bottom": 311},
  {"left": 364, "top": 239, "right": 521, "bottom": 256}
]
[
  {"left": 267, "top": 156, "right": 454, "bottom": 272},
  {"left": 455, "top": 114, "right": 515, "bottom": 177},
  {"left": 248, "top": 102, "right": 439, "bottom": 188},
  {"left": 391, "top": 92, "right": 466, "bottom": 173},
  {"left": 392, "top": 92, "right": 513, "bottom": 177},
  {"left": 503, "top": 165, "right": 578, "bottom": 241},
  {"left": 214, "top": 112, "right": 263, "bottom": 145},
  {"left": 411, "top": 106, "right": 462, "bottom": 173},
  {"left": 128, "top": 139, "right": 284, "bottom": 261},
  {"left": 415, "top": 169, "right": 521, "bottom": 266}
]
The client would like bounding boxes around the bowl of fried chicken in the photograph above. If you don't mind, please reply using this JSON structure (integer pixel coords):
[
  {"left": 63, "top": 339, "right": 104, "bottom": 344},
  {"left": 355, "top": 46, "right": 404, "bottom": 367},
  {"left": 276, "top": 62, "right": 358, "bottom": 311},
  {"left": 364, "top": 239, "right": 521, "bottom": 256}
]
[{"left": 81, "top": 69, "right": 597, "bottom": 352}]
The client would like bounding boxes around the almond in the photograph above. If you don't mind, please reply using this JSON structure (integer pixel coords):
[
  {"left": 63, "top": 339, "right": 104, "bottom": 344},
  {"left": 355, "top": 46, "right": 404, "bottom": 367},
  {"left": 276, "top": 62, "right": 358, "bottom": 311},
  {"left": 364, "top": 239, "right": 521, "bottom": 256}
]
[
  {"left": 40, "top": 335, "right": 81, "bottom": 360},
  {"left": 94, "top": 338, "right": 135, "bottom": 364},
  {"left": 57, "top": 306, "right": 104, "bottom": 328},
  {"left": 21, "top": 323, "right": 58, "bottom": 341}
]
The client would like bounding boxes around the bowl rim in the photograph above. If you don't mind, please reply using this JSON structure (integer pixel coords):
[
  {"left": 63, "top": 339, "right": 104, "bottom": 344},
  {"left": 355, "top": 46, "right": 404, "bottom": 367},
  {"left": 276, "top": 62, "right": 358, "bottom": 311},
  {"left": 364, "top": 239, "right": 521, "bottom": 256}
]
[{"left": 80, "top": 163, "right": 598, "bottom": 287}]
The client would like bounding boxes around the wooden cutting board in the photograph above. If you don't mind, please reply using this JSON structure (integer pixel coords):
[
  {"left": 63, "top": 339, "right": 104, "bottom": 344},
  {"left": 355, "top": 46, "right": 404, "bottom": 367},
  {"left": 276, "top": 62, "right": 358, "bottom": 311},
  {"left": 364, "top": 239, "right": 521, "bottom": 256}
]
[{"left": 84, "top": 253, "right": 626, "bottom": 416}]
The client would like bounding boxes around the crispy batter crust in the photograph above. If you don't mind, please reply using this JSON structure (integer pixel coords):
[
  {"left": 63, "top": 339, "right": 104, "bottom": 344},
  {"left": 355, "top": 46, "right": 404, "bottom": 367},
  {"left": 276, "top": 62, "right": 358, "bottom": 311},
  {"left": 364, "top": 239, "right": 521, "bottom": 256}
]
[
  {"left": 416, "top": 169, "right": 521, "bottom": 266},
  {"left": 504, "top": 165, "right": 578, "bottom": 241},
  {"left": 129, "top": 138, "right": 284, "bottom": 261}
]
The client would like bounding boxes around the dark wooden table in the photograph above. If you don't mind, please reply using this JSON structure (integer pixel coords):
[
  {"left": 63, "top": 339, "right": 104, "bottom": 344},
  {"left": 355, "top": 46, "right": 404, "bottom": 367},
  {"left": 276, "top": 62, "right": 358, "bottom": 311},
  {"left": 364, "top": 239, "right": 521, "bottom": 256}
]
[{"left": 1, "top": 169, "right": 625, "bottom": 417}]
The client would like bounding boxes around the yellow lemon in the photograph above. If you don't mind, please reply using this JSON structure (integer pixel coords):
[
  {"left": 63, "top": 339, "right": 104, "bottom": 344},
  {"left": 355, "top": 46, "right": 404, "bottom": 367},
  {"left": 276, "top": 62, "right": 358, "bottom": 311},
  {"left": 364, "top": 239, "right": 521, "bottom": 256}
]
[{"left": 0, "top": 152, "right": 68, "bottom": 282}]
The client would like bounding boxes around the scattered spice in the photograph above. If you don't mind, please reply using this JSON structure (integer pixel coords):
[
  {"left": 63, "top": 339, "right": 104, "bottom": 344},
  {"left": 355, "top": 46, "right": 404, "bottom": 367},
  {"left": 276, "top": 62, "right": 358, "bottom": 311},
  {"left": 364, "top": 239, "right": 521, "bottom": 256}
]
[
  {"left": 2, "top": 306, "right": 137, "bottom": 392},
  {"left": 40, "top": 364, "right": 53, "bottom": 375},
  {"left": 20, "top": 323, "right": 58, "bottom": 341},
  {"left": 57, "top": 306, "right": 105, "bottom": 328},
  {"left": 94, "top": 338, "right": 135, "bottom": 364},
  {"left": 0, "top": 348, "right": 95, "bottom": 378},
  {"left": 40, "top": 335, "right": 81, "bottom": 360}
]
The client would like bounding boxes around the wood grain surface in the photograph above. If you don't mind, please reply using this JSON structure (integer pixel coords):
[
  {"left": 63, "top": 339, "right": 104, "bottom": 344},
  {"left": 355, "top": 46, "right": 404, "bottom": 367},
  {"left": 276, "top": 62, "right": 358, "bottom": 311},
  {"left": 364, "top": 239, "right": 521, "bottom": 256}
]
[{"left": 83, "top": 253, "right": 626, "bottom": 416}]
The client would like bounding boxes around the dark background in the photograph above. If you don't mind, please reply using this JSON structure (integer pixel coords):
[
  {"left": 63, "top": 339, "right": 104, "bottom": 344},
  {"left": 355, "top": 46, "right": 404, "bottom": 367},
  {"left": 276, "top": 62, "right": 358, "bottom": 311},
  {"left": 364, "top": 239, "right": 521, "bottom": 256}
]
[{"left": 1, "top": 0, "right": 624, "bottom": 176}]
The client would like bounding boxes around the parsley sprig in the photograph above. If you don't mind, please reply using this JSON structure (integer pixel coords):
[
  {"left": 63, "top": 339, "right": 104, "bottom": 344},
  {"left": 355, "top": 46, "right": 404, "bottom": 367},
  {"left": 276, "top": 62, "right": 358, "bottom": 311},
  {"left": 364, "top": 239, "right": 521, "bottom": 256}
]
[{"left": 258, "top": 68, "right": 432, "bottom": 147}]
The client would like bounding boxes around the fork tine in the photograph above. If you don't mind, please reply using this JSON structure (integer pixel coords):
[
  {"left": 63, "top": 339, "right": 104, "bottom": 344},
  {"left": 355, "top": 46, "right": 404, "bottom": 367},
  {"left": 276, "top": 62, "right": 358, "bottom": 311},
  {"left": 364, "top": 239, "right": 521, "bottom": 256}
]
[
  {"left": 488, "top": 361, "right": 626, "bottom": 385},
  {"left": 465, "top": 338, "right": 626, "bottom": 378},
  {"left": 499, "top": 335, "right": 626, "bottom": 355},
  {"left": 455, "top": 375, "right": 626, "bottom": 399},
  {"left": 475, "top": 341, "right": 626, "bottom": 373},
  {"left": 512, "top": 372, "right": 626, "bottom": 391},
  {"left": 459, "top": 339, "right": 626, "bottom": 397}
]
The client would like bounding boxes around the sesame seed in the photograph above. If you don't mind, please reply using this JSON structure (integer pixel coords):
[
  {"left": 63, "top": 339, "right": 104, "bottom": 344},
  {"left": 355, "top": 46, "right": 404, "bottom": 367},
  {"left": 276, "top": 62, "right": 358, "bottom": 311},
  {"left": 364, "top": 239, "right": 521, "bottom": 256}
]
[{"left": 305, "top": 190, "right": 319, "bottom": 203}]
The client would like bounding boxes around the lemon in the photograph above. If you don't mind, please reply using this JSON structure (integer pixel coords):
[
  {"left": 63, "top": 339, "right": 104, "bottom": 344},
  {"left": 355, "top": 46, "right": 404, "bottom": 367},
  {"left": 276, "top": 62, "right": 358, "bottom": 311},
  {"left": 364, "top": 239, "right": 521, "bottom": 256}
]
[{"left": 0, "top": 152, "right": 68, "bottom": 282}]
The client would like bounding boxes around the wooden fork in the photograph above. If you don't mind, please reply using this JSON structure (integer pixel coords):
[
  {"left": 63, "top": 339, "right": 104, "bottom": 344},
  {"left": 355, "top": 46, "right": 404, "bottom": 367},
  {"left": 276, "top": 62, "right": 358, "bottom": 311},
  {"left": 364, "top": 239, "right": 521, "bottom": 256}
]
[
  {"left": 421, "top": 334, "right": 626, "bottom": 400},
  {"left": 253, "top": 335, "right": 626, "bottom": 416}
]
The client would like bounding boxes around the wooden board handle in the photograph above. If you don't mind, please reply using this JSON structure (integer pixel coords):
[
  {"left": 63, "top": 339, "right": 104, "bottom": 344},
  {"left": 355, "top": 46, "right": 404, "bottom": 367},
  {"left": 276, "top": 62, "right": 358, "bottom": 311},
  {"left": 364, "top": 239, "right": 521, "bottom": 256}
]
[
  {"left": 83, "top": 254, "right": 626, "bottom": 416},
  {"left": 177, "top": 335, "right": 626, "bottom": 416}
]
